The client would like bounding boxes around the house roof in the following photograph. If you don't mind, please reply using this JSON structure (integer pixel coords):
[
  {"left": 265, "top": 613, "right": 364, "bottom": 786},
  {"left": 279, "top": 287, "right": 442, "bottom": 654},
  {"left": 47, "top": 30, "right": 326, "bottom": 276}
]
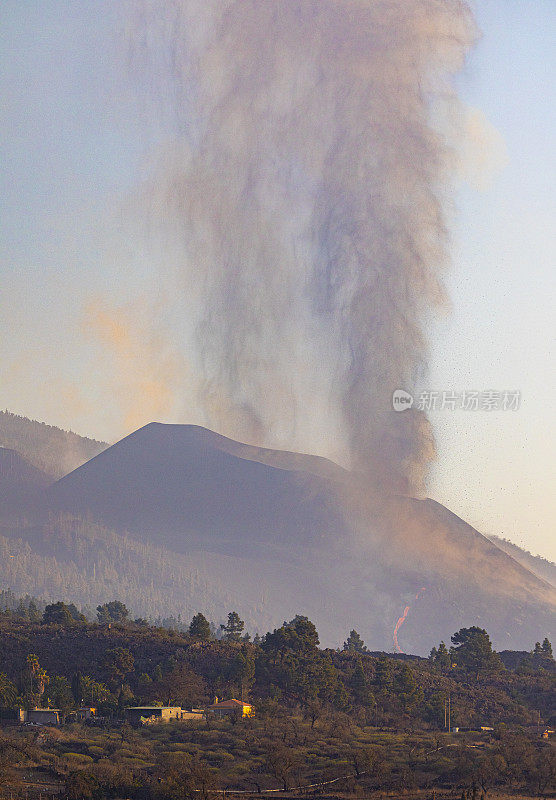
[
  {"left": 30, "top": 708, "right": 60, "bottom": 713},
  {"left": 206, "top": 698, "right": 252, "bottom": 709}
]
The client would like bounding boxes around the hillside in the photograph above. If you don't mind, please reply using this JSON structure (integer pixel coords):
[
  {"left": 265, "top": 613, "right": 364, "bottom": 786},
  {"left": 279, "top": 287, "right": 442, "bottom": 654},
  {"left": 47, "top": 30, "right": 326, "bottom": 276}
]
[
  {"left": 0, "top": 614, "right": 553, "bottom": 798},
  {"left": 47, "top": 423, "right": 348, "bottom": 554},
  {"left": 0, "top": 410, "right": 107, "bottom": 478},
  {"left": 0, "top": 513, "right": 306, "bottom": 636},
  {"left": 0, "top": 447, "right": 51, "bottom": 508},
  {"left": 487, "top": 534, "right": 556, "bottom": 588},
  {"left": 36, "top": 423, "right": 555, "bottom": 654}
]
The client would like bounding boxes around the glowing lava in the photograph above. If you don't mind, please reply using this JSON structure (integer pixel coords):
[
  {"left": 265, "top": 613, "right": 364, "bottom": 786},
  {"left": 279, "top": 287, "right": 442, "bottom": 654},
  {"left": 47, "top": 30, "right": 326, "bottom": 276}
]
[{"left": 393, "top": 587, "right": 427, "bottom": 653}]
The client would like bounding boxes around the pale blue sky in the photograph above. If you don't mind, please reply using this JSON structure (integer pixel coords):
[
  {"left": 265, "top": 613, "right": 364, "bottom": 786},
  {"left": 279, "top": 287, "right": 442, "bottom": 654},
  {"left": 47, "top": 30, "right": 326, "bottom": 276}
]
[{"left": 1, "top": 1, "right": 554, "bottom": 559}]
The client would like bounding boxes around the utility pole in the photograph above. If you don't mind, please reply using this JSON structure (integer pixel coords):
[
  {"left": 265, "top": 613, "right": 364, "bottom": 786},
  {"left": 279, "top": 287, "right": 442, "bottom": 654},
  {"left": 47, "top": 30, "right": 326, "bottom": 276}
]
[{"left": 448, "top": 695, "right": 451, "bottom": 732}]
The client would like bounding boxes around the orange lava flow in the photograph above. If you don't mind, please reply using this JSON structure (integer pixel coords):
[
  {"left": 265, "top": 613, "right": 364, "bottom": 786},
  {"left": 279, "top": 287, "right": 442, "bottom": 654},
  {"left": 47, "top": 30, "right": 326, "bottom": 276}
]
[{"left": 393, "top": 587, "right": 427, "bottom": 653}]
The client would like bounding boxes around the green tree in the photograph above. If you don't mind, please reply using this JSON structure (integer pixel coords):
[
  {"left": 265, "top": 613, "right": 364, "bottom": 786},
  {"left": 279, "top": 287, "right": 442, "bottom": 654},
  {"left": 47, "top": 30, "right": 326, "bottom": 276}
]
[
  {"left": 258, "top": 617, "right": 339, "bottom": 706},
  {"left": 189, "top": 612, "right": 212, "bottom": 641},
  {"left": 67, "top": 603, "right": 86, "bottom": 622},
  {"left": 343, "top": 629, "right": 368, "bottom": 653},
  {"left": 96, "top": 601, "right": 129, "bottom": 625},
  {"left": 23, "top": 654, "right": 49, "bottom": 708},
  {"left": 531, "top": 637, "right": 554, "bottom": 671},
  {"left": 71, "top": 672, "right": 84, "bottom": 705},
  {"left": 142, "top": 663, "right": 206, "bottom": 707},
  {"left": 374, "top": 656, "right": 393, "bottom": 691},
  {"left": 393, "top": 663, "right": 424, "bottom": 711},
  {"left": 262, "top": 616, "right": 320, "bottom": 657},
  {"left": 234, "top": 646, "right": 256, "bottom": 699},
  {"left": 450, "top": 627, "right": 503, "bottom": 677},
  {"left": 0, "top": 672, "right": 18, "bottom": 708},
  {"left": 104, "top": 647, "right": 134, "bottom": 689},
  {"left": 221, "top": 611, "right": 245, "bottom": 642},
  {"left": 27, "top": 600, "right": 41, "bottom": 623},
  {"left": 44, "top": 675, "right": 74, "bottom": 712},
  {"left": 81, "top": 675, "right": 110, "bottom": 705},
  {"left": 42, "top": 601, "right": 74, "bottom": 625},
  {"left": 429, "top": 641, "right": 452, "bottom": 670},
  {"left": 350, "top": 658, "right": 373, "bottom": 706}
]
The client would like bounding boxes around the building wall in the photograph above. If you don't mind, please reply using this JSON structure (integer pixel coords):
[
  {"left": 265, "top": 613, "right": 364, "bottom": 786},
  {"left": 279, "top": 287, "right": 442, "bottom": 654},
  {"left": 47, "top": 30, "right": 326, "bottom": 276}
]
[
  {"left": 210, "top": 704, "right": 254, "bottom": 718},
  {"left": 26, "top": 710, "right": 60, "bottom": 725},
  {"left": 126, "top": 707, "right": 184, "bottom": 726}
]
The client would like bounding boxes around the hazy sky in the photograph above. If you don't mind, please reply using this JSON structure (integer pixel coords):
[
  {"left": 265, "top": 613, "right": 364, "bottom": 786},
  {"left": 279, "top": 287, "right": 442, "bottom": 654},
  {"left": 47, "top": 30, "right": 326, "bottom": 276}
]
[{"left": 1, "top": 1, "right": 555, "bottom": 560}]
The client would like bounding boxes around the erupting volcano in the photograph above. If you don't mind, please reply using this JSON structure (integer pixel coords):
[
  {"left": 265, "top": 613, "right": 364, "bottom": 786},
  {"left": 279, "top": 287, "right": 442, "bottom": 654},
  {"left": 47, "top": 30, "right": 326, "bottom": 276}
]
[
  {"left": 118, "top": 0, "right": 478, "bottom": 496},
  {"left": 1, "top": 3, "right": 553, "bottom": 655}
]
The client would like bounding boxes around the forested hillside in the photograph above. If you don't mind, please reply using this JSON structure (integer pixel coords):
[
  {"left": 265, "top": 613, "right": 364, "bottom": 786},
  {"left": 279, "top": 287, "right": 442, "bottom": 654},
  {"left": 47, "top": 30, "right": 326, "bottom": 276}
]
[
  {"left": 0, "top": 411, "right": 107, "bottom": 478},
  {"left": 0, "top": 513, "right": 302, "bottom": 634},
  {"left": 0, "top": 608, "right": 553, "bottom": 798}
]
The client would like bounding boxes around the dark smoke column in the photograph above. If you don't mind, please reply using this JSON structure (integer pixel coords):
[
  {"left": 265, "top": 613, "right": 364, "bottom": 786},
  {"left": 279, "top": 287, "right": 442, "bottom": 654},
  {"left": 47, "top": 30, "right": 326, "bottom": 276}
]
[{"left": 126, "top": 0, "right": 476, "bottom": 495}]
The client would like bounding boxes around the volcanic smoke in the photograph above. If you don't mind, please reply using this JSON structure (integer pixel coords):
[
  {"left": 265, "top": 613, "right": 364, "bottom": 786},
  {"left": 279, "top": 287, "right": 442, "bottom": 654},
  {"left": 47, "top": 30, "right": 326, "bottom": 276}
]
[{"left": 125, "top": 0, "right": 476, "bottom": 494}]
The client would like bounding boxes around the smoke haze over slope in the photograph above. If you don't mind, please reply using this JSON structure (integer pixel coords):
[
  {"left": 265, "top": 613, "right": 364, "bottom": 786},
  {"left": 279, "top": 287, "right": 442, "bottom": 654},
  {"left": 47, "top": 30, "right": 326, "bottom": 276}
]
[
  {"left": 40, "top": 422, "right": 555, "bottom": 651},
  {"left": 123, "top": 0, "right": 477, "bottom": 493}
]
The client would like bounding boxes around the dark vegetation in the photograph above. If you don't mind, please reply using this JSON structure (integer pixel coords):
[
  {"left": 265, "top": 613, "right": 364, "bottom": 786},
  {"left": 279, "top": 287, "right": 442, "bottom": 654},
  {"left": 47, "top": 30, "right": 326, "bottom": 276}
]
[{"left": 0, "top": 595, "right": 554, "bottom": 798}]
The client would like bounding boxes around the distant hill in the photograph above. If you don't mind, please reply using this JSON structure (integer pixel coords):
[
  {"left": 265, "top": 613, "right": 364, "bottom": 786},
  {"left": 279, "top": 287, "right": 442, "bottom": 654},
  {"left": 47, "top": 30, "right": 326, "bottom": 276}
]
[
  {"left": 0, "top": 448, "right": 51, "bottom": 509},
  {"left": 0, "top": 410, "right": 107, "bottom": 478},
  {"left": 41, "top": 422, "right": 555, "bottom": 653},
  {"left": 47, "top": 423, "right": 349, "bottom": 553},
  {"left": 486, "top": 535, "right": 556, "bottom": 588},
  {"left": 0, "top": 513, "right": 288, "bottom": 634}
]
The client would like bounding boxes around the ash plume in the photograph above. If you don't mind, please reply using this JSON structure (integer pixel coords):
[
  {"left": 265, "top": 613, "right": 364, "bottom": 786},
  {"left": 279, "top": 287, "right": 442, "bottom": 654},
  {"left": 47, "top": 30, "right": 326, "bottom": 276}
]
[{"left": 125, "top": 0, "right": 476, "bottom": 493}]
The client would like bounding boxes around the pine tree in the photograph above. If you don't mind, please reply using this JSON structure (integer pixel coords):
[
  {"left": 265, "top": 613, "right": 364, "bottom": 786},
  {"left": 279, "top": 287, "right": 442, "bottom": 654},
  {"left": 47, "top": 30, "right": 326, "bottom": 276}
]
[
  {"left": 42, "top": 601, "right": 73, "bottom": 625},
  {"left": 350, "top": 659, "right": 373, "bottom": 705},
  {"left": 28, "top": 600, "right": 41, "bottom": 623},
  {"left": 189, "top": 612, "right": 211, "bottom": 641},
  {"left": 450, "top": 627, "right": 503, "bottom": 677},
  {"left": 541, "top": 638, "right": 553, "bottom": 660},
  {"left": 221, "top": 611, "right": 245, "bottom": 642},
  {"left": 97, "top": 601, "right": 129, "bottom": 625},
  {"left": 343, "top": 629, "right": 368, "bottom": 653},
  {"left": 532, "top": 637, "right": 554, "bottom": 670},
  {"left": 430, "top": 641, "right": 451, "bottom": 670},
  {"left": 374, "top": 656, "right": 393, "bottom": 691},
  {"left": 394, "top": 663, "right": 424, "bottom": 711}
]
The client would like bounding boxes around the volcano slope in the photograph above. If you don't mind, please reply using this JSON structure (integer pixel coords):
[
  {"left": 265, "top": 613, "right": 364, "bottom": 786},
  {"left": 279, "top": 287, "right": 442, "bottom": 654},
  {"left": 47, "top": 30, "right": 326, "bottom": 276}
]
[{"left": 41, "top": 423, "right": 556, "bottom": 653}]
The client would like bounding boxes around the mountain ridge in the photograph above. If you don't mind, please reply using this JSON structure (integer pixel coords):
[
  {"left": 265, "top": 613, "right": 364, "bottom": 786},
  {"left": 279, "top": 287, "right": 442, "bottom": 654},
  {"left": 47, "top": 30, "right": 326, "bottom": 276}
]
[
  {"left": 41, "top": 422, "right": 554, "bottom": 652},
  {"left": 1, "top": 418, "right": 553, "bottom": 653},
  {"left": 0, "top": 410, "right": 107, "bottom": 478}
]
